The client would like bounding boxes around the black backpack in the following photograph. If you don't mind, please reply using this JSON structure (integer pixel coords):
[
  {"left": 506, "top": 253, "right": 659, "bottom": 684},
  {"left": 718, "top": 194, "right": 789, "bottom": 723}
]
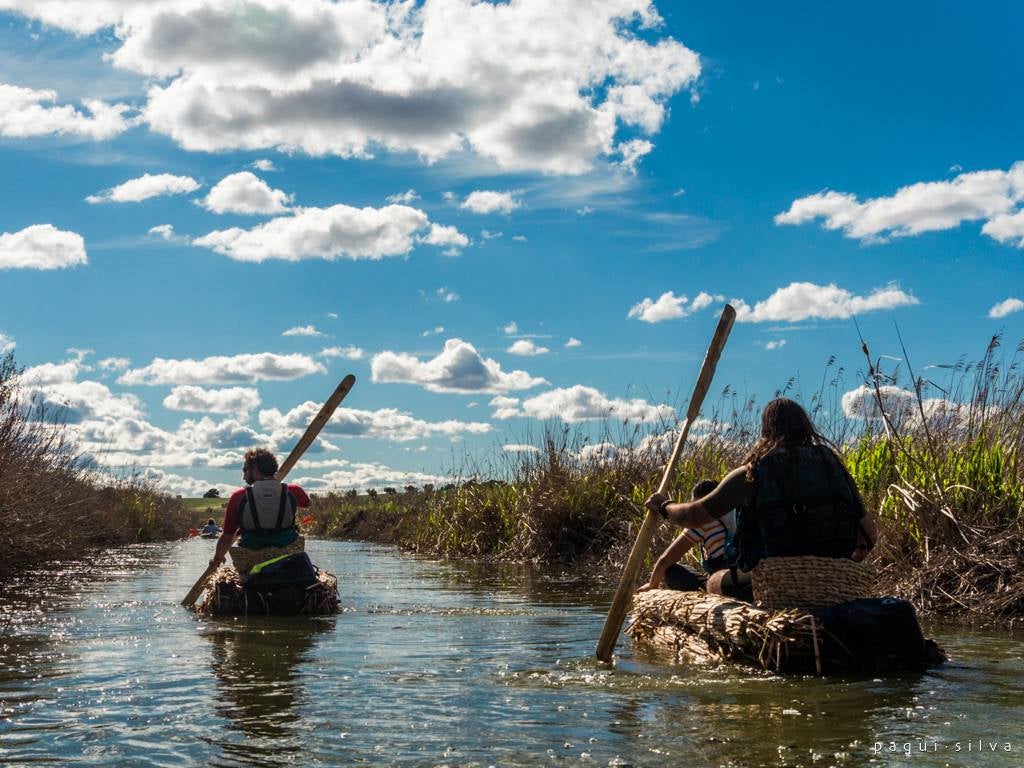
[{"left": 243, "top": 552, "right": 319, "bottom": 592}]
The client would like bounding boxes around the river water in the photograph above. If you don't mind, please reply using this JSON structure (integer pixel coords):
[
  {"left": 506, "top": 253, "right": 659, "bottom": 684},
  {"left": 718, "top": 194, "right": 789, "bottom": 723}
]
[{"left": 0, "top": 539, "right": 1021, "bottom": 767}]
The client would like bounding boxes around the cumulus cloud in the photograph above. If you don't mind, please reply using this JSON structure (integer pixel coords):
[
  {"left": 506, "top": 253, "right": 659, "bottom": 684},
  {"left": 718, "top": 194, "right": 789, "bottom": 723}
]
[
  {"left": 628, "top": 290, "right": 717, "bottom": 323},
  {"left": 283, "top": 325, "right": 325, "bottom": 337},
  {"left": 776, "top": 163, "right": 1024, "bottom": 246},
  {"left": 20, "top": 360, "right": 145, "bottom": 423},
  {"left": 502, "top": 444, "right": 539, "bottom": 453},
  {"left": 387, "top": 189, "right": 420, "bottom": 204},
  {"left": 0, "top": 224, "right": 87, "bottom": 270},
  {"left": 193, "top": 203, "right": 440, "bottom": 262},
  {"left": 565, "top": 337, "right": 582, "bottom": 348},
  {"left": 733, "top": 282, "right": 919, "bottom": 323},
  {"left": 296, "top": 462, "right": 447, "bottom": 491},
  {"left": 86, "top": 173, "right": 200, "bottom": 204},
  {"left": 988, "top": 298, "right": 1024, "bottom": 319},
  {"left": 98, "top": 357, "right": 130, "bottom": 371},
  {"left": 0, "top": 82, "right": 134, "bottom": 139},
  {"left": 318, "top": 345, "right": 364, "bottom": 359},
  {"left": 436, "top": 287, "right": 459, "bottom": 303},
  {"left": 492, "top": 385, "right": 674, "bottom": 423},
  {"left": 251, "top": 158, "right": 278, "bottom": 172},
  {"left": 0, "top": 333, "right": 14, "bottom": 353},
  {"left": 842, "top": 384, "right": 967, "bottom": 429},
  {"left": 260, "top": 400, "right": 491, "bottom": 443},
  {"left": 503, "top": 321, "right": 519, "bottom": 335},
  {"left": 421, "top": 326, "right": 444, "bottom": 337},
  {"left": 372, "top": 338, "right": 546, "bottom": 394},
  {"left": 148, "top": 224, "right": 174, "bottom": 240},
  {"left": 765, "top": 339, "right": 787, "bottom": 350},
  {"left": 419, "top": 223, "right": 469, "bottom": 249},
  {"left": 507, "top": 340, "right": 549, "bottom": 356},
  {"left": 119, "top": 352, "right": 325, "bottom": 385},
  {"left": 461, "top": 190, "right": 522, "bottom": 214},
  {"left": 163, "top": 385, "right": 260, "bottom": 416},
  {"left": 24, "top": 1, "right": 701, "bottom": 174},
  {"left": 200, "top": 171, "right": 292, "bottom": 214},
  {"left": 618, "top": 138, "right": 653, "bottom": 172}
]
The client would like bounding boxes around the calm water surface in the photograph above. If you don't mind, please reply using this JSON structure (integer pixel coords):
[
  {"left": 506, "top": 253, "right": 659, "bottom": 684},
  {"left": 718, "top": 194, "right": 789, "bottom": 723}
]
[{"left": 1, "top": 539, "right": 1021, "bottom": 767}]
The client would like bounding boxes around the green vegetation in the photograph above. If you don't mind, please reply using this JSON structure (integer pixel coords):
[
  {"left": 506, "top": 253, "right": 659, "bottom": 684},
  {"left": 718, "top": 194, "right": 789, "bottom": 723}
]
[
  {"left": 0, "top": 352, "right": 192, "bottom": 578},
  {"left": 307, "top": 335, "right": 1024, "bottom": 621}
]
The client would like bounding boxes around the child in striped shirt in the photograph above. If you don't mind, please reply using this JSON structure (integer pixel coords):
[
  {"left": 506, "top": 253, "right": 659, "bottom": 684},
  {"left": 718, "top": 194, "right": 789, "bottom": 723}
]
[{"left": 637, "top": 479, "right": 736, "bottom": 592}]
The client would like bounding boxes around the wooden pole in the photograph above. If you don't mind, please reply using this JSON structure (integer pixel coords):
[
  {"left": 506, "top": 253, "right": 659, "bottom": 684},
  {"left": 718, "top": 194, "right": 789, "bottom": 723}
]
[
  {"left": 180, "top": 374, "right": 356, "bottom": 609},
  {"left": 595, "top": 306, "right": 735, "bottom": 662}
]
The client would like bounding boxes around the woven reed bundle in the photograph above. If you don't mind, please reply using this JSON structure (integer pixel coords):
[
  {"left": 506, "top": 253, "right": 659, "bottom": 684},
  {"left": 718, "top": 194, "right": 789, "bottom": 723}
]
[
  {"left": 752, "top": 556, "right": 875, "bottom": 611},
  {"left": 229, "top": 535, "right": 306, "bottom": 575},
  {"left": 196, "top": 565, "right": 340, "bottom": 616},
  {"left": 628, "top": 589, "right": 820, "bottom": 672}
]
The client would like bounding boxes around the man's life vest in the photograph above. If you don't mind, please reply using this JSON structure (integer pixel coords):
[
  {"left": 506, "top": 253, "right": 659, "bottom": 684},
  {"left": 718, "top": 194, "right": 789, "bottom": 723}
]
[
  {"left": 732, "top": 445, "right": 863, "bottom": 572},
  {"left": 239, "top": 479, "right": 297, "bottom": 534}
]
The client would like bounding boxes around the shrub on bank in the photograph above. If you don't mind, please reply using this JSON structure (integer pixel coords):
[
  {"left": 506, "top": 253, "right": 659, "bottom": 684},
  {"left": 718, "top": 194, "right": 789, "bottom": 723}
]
[{"left": 0, "top": 353, "right": 190, "bottom": 578}]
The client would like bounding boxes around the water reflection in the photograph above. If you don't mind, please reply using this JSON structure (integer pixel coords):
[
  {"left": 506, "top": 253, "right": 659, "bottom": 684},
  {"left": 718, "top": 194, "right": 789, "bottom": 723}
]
[{"left": 202, "top": 617, "right": 334, "bottom": 767}]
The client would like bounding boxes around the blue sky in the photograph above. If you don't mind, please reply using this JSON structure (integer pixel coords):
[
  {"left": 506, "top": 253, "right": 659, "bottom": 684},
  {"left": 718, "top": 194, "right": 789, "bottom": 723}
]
[{"left": 1, "top": 1, "right": 1021, "bottom": 495}]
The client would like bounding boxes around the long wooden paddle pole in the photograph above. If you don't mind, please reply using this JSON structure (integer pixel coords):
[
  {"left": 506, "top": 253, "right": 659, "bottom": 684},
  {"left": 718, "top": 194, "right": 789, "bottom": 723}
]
[
  {"left": 180, "top": 374, "right": 357, "bottom": 609},
  {"left": 595, "top": 305, "right": 736, "bottom": 662}
]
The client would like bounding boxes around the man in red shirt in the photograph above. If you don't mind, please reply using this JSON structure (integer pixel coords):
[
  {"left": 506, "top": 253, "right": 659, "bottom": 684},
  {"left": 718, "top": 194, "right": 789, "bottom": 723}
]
[{"left": 210, "top": 447, "right": 310, "bottom": 570}]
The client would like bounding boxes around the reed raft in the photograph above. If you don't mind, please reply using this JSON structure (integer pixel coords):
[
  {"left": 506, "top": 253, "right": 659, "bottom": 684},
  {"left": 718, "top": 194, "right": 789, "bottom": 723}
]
[
  {"left": 196, "top": 566, "right": 340, "bottom": 616},
  {"left": 629, "top": 589, "right": 822, "bottom": 673}
]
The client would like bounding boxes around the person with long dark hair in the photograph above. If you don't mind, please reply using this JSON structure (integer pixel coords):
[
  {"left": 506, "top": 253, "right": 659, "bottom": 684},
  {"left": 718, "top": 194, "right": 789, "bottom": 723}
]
[{"left": 643, "top": 398, "right": 877, "bottom": 599}]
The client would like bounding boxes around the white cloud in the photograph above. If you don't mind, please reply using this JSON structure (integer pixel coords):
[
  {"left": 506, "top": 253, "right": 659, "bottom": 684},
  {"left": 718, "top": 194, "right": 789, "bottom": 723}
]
[
  {"left": 283, "top": 325, "right": 325, "bottom": 337},
  {"left": 201, "top": 171, "right": 292, "bottom": 215},
  {"left": 372, "top": 338, "right": 546, "bottom": 394},
  {"left": 512, "top": 235, "right": 527, "bottom": 242},
  {"left": 733, "top": 282, "right": 919, "bottom": 323},
  {"left": 498, "top": 385, "right": 675, "bottom": 423},
  {"left": 765, "top": 339, "right": 787, "bottom": 350},
  {"left": 296, "top": 462, "right": 447, "bottom": 491},
  {"left": 318, "top": 345, "right": 364, "bottom": 359},
  {"left": 618, "top": 138, "right": 653, "bottom": 172},
  {"left": 503, "top": 444, "right": 539, "bottom": 453},
  {"left": 119, "top": 352, "right": 325, "bottom": 385},
  {"left": 565, "top": 337, "right": 582, "bottom": 348},
  {"left": 420, "top": 223, "right": 469, "bottom": 249},
  {"left": 86, "top": 173, "right": 200, "bottom": 204},
  {"left": 988, "top": 298, "right": 1024, "bottom": 318},
  {"left": 576, "top": 206, "right": 594, "bottom": 216},
  {"left": 507, "top": 340, "right": 549, "bottom": 356},
  {"left": 98, "top": 357, "right": 130, "bottom": 371},
  {"left": 251, "top": 158, "right": 278, "bottom": 172},
  {"left": 148, "top": 224, "right": 175, "bottom": 240},
  {"left": 627, "top": 290, "right": 716, "bottom": 323},
  {"left": 421, "top": 326, "right": 445, "bottom": 337},
  {"left": 480, "top": 229, "right": 502, "bottom": 240},
  {"left": 28, "top": 1, "right": 701, "bottom": 174},
  {"left": 163, "top": 385, "right": 260, "bottom": 417},
  {"left": 260, "top": 400, "right": 491, "bottom": 443},
  {"left": 0, "top": 224, "right": 87, "bottom": 270},
  {"left": 776, "top": 163, "right": 1024, "bottom": 246},
  {"left": 461, "top": 190, "right": 522, "bottom": 214},
  {"left": 488, "top": 396, "right": 522, "bottom": 420},
  {"left": 436, "top": 287, "right": 459, "bottom": 303},
  {"left": 0, "top": 82, "right": 134, "bottom": 139},
  {"left": 387, "top": 189, "right": 420, "bottom": 204},
  {"left": 0, "top": 333, "right": 14, "bottom": 353},
  {"left": 841, "top": 385, "right": 967, "bottom": 429},
  {"left": 193, "top": 203, "right": 432, "bottom": 262},
  {"left": 503, "top": 321, "right": 519, "bottom": 335}
]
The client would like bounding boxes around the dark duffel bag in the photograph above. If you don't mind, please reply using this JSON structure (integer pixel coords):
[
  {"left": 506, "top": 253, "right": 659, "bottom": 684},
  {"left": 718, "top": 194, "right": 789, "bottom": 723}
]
[
  {"left": 813, "top": 597, "right": 946, "bottom": 673},
  {"left": 243, "top": 552, "right": 319, "bottom": 592}
]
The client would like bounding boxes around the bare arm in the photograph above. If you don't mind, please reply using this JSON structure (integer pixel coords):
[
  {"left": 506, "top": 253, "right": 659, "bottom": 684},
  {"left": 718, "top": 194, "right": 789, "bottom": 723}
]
[
  {"left": 645, "top": 465, "right": 753, "bottom": 528},
  {"left": 637, "top": 529, "right": 700, "bottom": 591}
]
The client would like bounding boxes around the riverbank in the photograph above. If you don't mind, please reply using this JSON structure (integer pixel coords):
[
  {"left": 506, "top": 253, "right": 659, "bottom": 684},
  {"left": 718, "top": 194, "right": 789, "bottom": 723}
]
[
  {"left": 0, "top": 352, "right": 190, "bottom": 579},
  {"left": 308, "top": 336, "right": 1024, "bottom": 623}
]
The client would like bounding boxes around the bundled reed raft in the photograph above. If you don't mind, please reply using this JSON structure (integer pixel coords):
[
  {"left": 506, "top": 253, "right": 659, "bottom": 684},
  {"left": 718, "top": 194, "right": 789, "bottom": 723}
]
[
  {"left": 628, "top": 557, "right": 945, "bottom": 675},
  {"left": 196, "top": 566, "right": 339, "bottom": 616}
]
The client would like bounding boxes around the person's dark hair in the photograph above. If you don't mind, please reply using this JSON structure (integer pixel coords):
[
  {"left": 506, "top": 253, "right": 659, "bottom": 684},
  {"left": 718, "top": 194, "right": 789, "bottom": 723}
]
[
  {"left": 207, "top": 518, "right": 215, "bottom": 525},
  {"left": 691, "top": 479, "right": 718, "bottom": 500},
  {"left": 742, "top": 398, "right": 834, "bottom": 477},
  {"left": 244, "top": 447, "right": 279, "bottom": 477}
]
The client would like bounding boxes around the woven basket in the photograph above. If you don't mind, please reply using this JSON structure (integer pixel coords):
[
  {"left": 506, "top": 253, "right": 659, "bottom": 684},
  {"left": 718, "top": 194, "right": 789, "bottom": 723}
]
[
  {"left": 229, "top": 535, "right": 305, "bottom": 575},
  {"left": 751, "top": 556, "right": 875, "bottom": 610}
]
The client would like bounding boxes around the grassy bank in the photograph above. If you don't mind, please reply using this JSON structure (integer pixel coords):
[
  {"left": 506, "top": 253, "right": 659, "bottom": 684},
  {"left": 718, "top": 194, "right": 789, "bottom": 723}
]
[
  {"left": 0, "top": 353, "right": 191, "bottom": 579},
  {"left": 307, "top": 336, "right": 1024, "bottom": 622}
]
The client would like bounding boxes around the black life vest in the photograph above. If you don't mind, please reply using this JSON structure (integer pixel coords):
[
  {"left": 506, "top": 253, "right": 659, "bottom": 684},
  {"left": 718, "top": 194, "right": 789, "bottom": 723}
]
[
  {"left": 732, "top": 445, "right": 863, "bottom": 571},
  {"left": 239, "top": 480, "right": 297, "bottom": 534}
]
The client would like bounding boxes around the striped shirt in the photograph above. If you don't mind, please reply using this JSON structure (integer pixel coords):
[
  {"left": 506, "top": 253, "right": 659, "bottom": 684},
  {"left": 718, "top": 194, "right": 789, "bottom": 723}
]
[{"left": 685, "top": 510, "right": 736, "bottom": 562}]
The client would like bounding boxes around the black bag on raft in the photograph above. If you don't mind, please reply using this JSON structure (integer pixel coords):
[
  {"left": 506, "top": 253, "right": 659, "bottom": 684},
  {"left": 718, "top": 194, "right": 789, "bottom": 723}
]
[
  {"left": 243, "top": 552, "right": 319, "bottom": 592},
  {"left": 812, "top": 597, "right": 946, "bottom": 673}
]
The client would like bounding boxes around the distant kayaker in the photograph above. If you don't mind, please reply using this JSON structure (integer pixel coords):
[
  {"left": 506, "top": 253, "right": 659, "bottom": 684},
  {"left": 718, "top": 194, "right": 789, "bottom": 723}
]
[
  {"left": 637, "top": 479, "right": 735, "bottom": 593},
  {"left": 644, "top": 397, "right": 877, "bottom": 600},
  {"left": 209, "top": 448, "right": 311, "bottom": 570},
  {"left": 200, "top": 518, "right": 220, "bottom": 536}
]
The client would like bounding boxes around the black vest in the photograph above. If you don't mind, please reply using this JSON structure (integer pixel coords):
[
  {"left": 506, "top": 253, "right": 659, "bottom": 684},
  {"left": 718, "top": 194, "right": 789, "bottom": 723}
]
[{"left": 733, "top": 445, "right": 863, "bottom": 571}]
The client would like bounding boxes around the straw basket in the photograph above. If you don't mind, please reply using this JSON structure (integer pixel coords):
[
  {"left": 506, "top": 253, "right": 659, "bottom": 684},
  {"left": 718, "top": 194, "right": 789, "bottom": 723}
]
[
  {"left": 751, "top": 556, "right": 875, "bottom": 610},
  {"left": 229, "top": 535, "right": 305, "bottom": 575}
]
